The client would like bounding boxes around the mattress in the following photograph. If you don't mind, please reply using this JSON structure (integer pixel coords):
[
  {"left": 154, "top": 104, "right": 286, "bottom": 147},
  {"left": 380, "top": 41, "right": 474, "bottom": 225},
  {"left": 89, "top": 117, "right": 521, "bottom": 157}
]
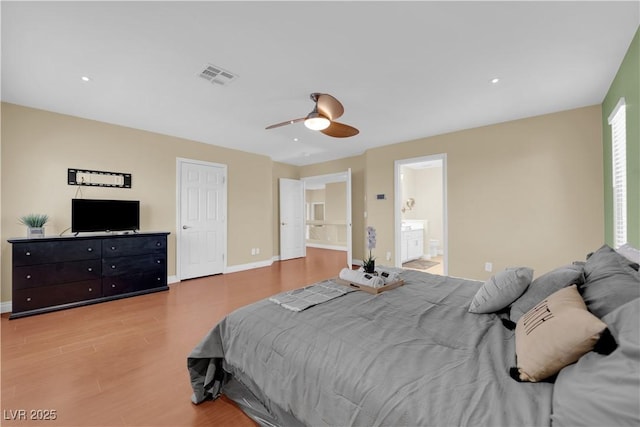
[{"left": 188, "top": 268, "right": 553, "bottom": 426}]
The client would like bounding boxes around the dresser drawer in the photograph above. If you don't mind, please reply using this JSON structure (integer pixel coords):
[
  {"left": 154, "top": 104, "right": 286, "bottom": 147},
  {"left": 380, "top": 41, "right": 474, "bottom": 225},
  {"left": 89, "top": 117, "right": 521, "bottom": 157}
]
[
  {"left": 9, "top": 232, "right": 169, "bottom": 319},
  {"left": 102, "top": 254, "right": 166, "bottom": 277},
  {"left": 12, "top": 280, "right": 102, "bottom": 313},
  {"left": 13, "top": 259, "right": 102, "bottom": 289},
  {"left": 102, "top": 269, "right": 166, "bottom": 296},
  {"left": 12, "top": 240, "right": 101, "bottom": 266},
  {"left": 102, "top": 236, "right": 166, "bottom": 258}
]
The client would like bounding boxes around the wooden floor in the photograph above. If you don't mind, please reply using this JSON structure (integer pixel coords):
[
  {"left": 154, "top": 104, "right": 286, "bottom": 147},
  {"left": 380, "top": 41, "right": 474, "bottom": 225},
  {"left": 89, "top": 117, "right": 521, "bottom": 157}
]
[
  {"left": 1, "top": 248, "right": 349, "bottom": 427},
  {"left": 416, "top": 255, "right": 444, "bottom": 275}
]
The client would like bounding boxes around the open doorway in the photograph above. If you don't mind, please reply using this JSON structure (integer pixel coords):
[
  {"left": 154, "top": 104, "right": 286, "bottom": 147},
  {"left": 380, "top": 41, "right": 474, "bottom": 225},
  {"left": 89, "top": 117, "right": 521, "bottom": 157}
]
[
  {"left": 301, "top": 170, "right": 352, "bottom": 268},
  {"left": 394, "top": 154, "right": 447, "bottom": 275}
]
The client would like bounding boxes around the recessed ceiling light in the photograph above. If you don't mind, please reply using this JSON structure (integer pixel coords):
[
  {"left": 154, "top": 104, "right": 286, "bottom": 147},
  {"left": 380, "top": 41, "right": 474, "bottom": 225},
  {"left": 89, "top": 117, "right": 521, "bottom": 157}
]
[
  {"left": 81, "top": 76, "right": 91, "bottom": 82},
  {"left": 490, "top": 77, "right": 500, "bottom": 84},
  {"left": 293, "top": 138, "right": 299, "bottom": 142}
]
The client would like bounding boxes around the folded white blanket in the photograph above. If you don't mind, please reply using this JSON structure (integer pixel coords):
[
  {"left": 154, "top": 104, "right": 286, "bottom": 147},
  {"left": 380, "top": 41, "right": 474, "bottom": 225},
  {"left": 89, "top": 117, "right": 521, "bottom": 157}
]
[
  {"left": 374, "top": 267, "right": 401, "bottom": 284},
  {"left": 339, "top": 268, "right": 385, "bottom": 288},
  {"left": 353, "top": 266, "right": 402, "bottom": 284}
]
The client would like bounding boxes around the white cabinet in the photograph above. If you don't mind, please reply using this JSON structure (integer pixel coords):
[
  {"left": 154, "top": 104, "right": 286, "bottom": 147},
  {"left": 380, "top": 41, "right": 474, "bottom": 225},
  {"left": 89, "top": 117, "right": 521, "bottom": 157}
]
[{"left": 401, "top": 229, "right": 424, "bottom": 263}]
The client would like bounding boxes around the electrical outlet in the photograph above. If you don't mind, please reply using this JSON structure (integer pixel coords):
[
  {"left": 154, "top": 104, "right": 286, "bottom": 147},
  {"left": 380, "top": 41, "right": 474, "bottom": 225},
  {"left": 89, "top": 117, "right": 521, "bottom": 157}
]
[
  {"left": 484, "top": 262, "right": 493, "bottom": 272},
  {"left": 251, "top": 248, "right": 256, "bottom": 255},
  {"left": 256, "top": 248, "right": 260, "bottom": 255},
  {"left": 386, "top": 251, "right": 391, "bottom": 261}
]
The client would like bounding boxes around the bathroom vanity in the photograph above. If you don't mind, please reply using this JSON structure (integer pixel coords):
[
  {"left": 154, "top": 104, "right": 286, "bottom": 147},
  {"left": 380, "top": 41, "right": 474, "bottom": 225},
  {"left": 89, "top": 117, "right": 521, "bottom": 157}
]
[{"left": 400, "top": 220, "right": 425, "bottom": 263}]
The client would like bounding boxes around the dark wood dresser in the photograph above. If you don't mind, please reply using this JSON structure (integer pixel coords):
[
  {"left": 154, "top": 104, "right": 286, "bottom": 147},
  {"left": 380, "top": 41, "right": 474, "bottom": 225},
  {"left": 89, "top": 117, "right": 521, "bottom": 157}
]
[{"left": 8, "top": 232, "right": 170, "bottom": 319}]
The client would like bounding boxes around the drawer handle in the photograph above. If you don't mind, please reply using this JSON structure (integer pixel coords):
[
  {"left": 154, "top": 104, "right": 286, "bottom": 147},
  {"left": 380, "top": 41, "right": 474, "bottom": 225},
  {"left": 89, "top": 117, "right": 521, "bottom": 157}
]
[
  {"left": 111, "top": 284, "right": 116, "bottom": 288},
  {"left": 87, "top": 247, "right": 93, "bottom": 252},
  {"left": 157, "top": 277, "right": 161, "bottom": 281},
  {"left": 111, "top": 265, "right": 116, "bottom": 269},
  {"left": 87, "top": 267, "right": 93, "bottom": 272},
  {"left": 26, "top": 274, "right": 31, "bottom": 280},
  {"left": 156, "top": 259, "right": 161, "bottom": 264},
  {"left": 156, "top": 242, "right": 161, "bottom": 247},
  {"left": 26, "top": 297, "right": 31, "bottom": 302},
  {"left": 111, "top": 246, "right": 116, "bottom": 251},
  {"left": 25, "top": 251, "right": 31, "bottom": 256},
  {"left": 88, "top": 288, "right": 93, "bottom": 292}
]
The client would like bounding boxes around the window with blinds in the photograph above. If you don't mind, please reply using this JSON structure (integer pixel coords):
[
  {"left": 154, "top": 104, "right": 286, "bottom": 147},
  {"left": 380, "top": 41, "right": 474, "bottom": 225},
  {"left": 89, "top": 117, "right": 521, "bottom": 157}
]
[{"left": 608, "top": 98, "right": 627, "bottom": 248}]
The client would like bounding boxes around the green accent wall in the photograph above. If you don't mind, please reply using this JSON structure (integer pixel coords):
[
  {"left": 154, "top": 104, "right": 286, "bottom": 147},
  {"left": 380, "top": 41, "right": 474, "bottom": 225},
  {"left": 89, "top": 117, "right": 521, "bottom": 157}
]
[{"left": 603, "top": 27, "right": 640, "bottom": 247}]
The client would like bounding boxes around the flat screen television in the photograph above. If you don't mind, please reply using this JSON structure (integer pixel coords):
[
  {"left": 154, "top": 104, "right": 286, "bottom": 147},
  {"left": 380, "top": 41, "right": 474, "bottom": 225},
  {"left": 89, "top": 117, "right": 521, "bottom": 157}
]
[{"left": 72, "top": 199, "right": 140, "bottom": 234}]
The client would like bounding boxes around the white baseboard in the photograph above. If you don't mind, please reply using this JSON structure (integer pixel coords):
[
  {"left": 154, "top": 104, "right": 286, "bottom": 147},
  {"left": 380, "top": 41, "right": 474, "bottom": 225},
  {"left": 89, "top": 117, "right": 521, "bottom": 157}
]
[
  {"left": 167, "top": 275, "right": 180, "bottom": 284},
  {"left": 1, "top": 301, "right": 12, "bottom": 314},
  {"left": 306, "top": 243, "right": 348, "bottom": 251},
  {"left": 225, "top": 258, "right": 274, "bottom": 274}
]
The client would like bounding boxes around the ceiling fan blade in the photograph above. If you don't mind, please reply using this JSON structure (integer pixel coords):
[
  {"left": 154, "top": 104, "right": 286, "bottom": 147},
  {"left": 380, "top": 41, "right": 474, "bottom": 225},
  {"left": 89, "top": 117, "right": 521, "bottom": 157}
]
[
  {"left": 265, "top": 117, "right": 305, "bottom": 130},
  {"left": 321, "top": 121, "right": 359, "bottom": 138},
  {"left": 316, "top": 94, "right": 344, "bottom": 121}
]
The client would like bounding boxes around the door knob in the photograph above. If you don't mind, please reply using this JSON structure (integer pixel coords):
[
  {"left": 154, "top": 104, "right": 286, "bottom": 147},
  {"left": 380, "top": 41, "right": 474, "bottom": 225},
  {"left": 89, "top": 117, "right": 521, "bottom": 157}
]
[
  {"left": 281, "top": 222, "right": 287, "bottom": 226},
  {"left": 182, "top": 225, "right": 192, "bottom": 229}
]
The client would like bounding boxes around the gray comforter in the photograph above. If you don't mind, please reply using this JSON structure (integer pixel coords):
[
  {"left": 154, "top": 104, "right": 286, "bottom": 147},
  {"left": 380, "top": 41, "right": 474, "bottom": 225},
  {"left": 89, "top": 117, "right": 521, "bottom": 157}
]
[{"left": 188, "top": 269, "right": 553, "bottom": 426}]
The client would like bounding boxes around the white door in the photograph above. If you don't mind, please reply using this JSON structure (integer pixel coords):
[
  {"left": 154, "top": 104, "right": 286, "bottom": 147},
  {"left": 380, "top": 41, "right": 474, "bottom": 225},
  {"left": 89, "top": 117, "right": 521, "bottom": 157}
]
[
  {"left": 279, "top": 178, "right": 305, "bottom": 260},
  {"left": 178, "top": 159, "right": 226, "bottom": 280}
]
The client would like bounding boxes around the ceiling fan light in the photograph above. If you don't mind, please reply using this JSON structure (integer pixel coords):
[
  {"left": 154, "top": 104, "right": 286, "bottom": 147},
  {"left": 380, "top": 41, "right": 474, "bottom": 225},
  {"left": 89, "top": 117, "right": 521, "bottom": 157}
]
[{"left": 304, "top": 113, "right": 330, "bottom": 130}]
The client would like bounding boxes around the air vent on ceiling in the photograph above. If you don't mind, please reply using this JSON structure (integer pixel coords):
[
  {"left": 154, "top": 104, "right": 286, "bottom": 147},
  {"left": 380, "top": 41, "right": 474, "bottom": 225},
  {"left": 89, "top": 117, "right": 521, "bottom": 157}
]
[{"left": 198, "top": 64, "right": 238, "bottom": 86}]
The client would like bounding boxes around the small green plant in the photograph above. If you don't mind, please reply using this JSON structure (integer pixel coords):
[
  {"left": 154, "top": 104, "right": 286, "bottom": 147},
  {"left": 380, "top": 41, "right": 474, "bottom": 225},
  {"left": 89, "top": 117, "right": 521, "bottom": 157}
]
[{"left": 19, "top": 213, "right": 49, "bottom": 228}]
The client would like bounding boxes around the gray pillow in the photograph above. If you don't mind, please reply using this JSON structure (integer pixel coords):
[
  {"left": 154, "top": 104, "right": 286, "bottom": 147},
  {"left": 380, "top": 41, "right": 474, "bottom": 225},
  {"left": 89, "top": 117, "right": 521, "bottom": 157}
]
[
  {"left": 551, "top": 298, "right": 640, "bottom": 426},
  {"left": 469, "top": 267, "right": 533, "bottom": 314},
  {"left": 510, "top": 263, "right": 585, "bottom": 323},
  {"left": 615, "top": 243, "right": 640, "bottom": 264},
  {"left": 580, "top": 245, "right": 640, "bottom": 319}
]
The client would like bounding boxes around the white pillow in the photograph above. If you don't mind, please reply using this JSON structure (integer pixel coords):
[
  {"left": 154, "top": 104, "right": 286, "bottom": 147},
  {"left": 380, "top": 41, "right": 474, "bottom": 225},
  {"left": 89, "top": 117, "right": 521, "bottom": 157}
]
[{"left": 468, "top": 267, "right": 533, "bottom": 314}]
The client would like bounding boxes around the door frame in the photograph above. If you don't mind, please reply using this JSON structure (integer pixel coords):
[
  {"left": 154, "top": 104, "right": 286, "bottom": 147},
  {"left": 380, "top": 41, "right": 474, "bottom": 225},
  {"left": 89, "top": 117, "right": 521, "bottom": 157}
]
[
  {"left": 176, "top": 157, "right": 228, "bottom": 280},
  {"left": 394, "top": 154, "right": 447, "bottom": 275},
  {"left": 301, "top": 169, "right": 353, "bottom": 268}
]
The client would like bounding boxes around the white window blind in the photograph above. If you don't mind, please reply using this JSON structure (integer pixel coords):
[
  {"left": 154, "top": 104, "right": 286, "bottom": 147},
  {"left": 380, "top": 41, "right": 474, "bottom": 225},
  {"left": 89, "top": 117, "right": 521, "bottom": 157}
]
[{"left": 608, "top": 98, "right": 627, "bottom": 248}]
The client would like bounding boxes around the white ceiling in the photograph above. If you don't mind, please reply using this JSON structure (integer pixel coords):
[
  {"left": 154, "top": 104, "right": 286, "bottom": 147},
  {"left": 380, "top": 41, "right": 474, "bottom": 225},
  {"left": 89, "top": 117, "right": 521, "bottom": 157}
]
[{"left": 2, "top": 1, "right": 638, "bottom": 166}]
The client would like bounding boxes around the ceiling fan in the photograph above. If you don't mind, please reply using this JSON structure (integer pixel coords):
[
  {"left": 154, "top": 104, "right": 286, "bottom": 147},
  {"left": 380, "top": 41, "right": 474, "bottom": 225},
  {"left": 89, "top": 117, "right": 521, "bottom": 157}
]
[{"left": 266, "top": 93, "right": 359, "bottom": 138}]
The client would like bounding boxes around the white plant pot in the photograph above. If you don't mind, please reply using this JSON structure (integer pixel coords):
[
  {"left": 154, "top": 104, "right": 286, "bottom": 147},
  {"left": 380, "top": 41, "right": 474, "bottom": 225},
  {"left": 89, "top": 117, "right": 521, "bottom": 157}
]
[{"left": 27, "top": 227, "right": 45, "bottom": 238}]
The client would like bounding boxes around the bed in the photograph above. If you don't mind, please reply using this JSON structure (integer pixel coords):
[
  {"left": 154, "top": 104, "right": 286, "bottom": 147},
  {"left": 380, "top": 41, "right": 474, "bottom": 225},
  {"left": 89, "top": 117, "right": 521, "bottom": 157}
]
[{"left": 188, "top": 244, "right": 640, "bottom": 426}]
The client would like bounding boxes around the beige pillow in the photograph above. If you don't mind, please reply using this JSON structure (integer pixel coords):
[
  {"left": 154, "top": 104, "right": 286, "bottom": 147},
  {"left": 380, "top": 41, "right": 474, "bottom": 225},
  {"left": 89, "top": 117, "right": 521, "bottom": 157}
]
[{"left": 513, "top": 284, "right": 607, "bottom": 382}]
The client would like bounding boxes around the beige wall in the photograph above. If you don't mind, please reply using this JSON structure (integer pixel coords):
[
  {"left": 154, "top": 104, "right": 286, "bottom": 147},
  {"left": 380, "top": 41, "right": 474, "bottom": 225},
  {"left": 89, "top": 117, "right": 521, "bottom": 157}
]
[
  {"left": 365, "top": 105, "right": 604, "bottom": 280},
  {"left": 306, "top": 189, "right": 326, "bottom": 206},
  {"left": 1, "top": 102, "right": 606, "bottom": 305},
  {"left": 1, "top": 103, "right": 274, "bottom": 302},
  {"left": 305, "top": 183, "right": 348, "bottom": 246},
  {"left": 325, "top": 182, "right": 346, "bottom": 223}
]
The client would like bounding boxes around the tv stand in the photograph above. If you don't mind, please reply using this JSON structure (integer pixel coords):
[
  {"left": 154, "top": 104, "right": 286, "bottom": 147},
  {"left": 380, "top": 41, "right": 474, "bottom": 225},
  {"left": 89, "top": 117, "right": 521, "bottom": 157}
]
[{"left": 8, "top": 232, "right": 169, "bottom": 319}]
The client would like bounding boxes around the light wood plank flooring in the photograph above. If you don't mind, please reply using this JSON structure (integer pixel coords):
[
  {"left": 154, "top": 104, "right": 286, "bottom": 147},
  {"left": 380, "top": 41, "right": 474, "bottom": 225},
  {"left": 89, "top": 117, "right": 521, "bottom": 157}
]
[
  {"left": 425, "top": 256, "right": 444, "bottom": 275},
  {"left": 1, "top": 248, "right": 348, "bottom": 427}
]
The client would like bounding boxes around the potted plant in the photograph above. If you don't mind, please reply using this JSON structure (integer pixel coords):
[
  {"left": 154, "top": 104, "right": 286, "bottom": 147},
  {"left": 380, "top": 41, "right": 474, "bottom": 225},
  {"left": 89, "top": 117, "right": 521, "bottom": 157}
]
[
  {"left": 363, "top": 226, "right": 377, "bottom": 273},
  {"left": 19, "top": 213, "right": 49, "bottom": 238}
]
